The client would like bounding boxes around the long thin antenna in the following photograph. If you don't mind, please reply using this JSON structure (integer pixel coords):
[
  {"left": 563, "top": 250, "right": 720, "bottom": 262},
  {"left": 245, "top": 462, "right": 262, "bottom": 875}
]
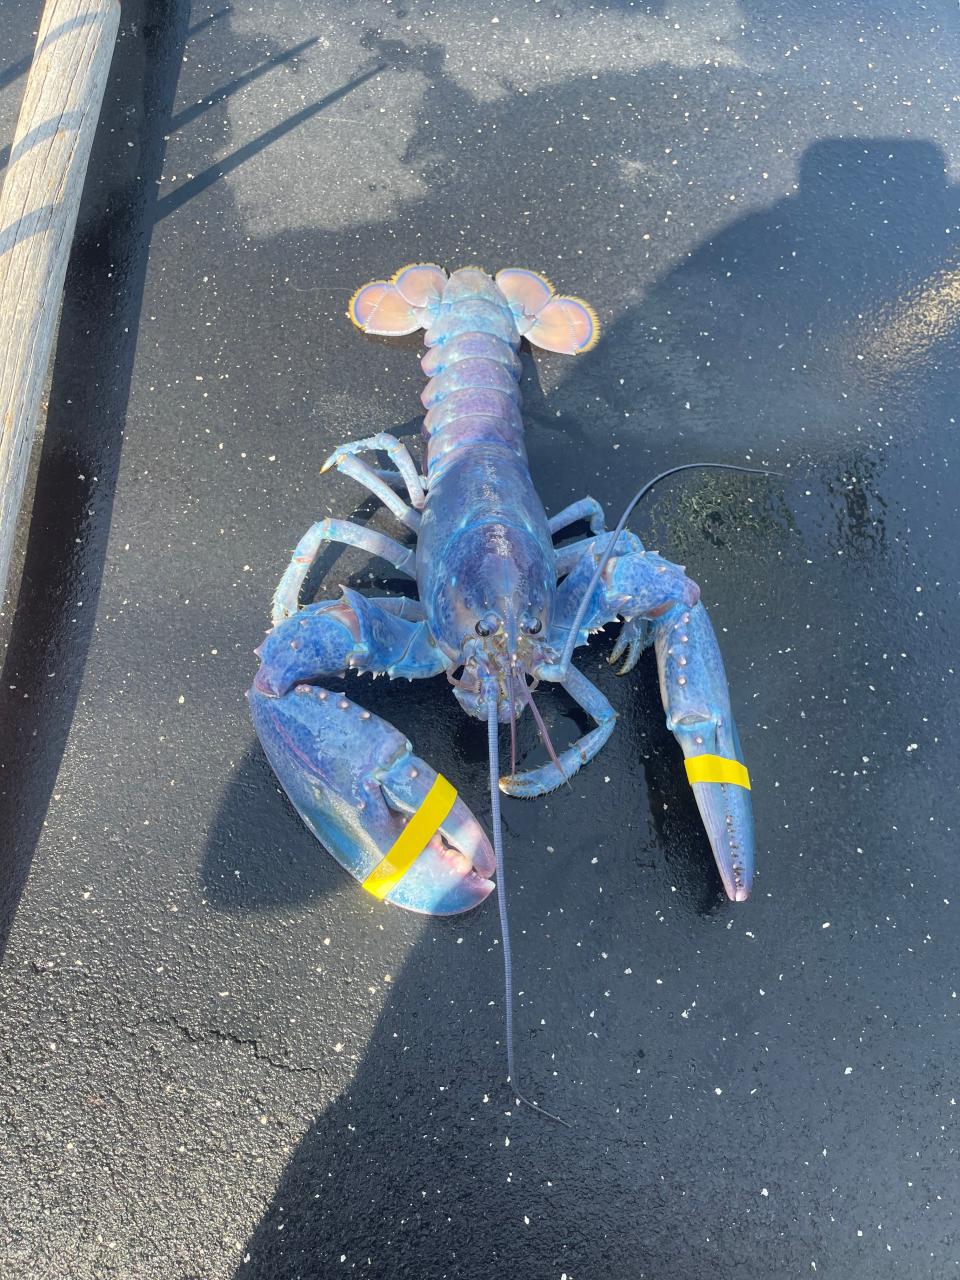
[
  {"left": 556, "top": 461, "right": 782, "bottom": 674},
  {"left": 507, "top": 662, "right": 518, "bottom": 777},
  {"left": 486, "top": 684, "right": 570, "bottom": 1126}
]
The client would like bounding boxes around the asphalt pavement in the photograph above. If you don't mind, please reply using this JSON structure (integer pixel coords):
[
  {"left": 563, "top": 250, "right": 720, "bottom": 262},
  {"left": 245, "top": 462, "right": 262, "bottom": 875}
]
[{"left": 1, "top": 2, "right": 958, "bottom": 1277}]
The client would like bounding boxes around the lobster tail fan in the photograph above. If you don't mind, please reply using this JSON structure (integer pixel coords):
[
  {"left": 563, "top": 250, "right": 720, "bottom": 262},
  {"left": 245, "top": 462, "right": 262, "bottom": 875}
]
[
  {"left": 391, "top": 263, "right": 447, "bottom": 307},
  {"left": 347, "top": 280, "right": 422, "bottom": 335},
  {"left": 495, "top": 267, "right": 599, "bottom": 354},
  {"left": 348, "top": 264, "right": 447, "bottom": 335},
  {"left": 495, "top": 268, "right": 555, "bottom": 320},
  {"left": 526, "top": 296, "right": 599, "bottom": 354}
]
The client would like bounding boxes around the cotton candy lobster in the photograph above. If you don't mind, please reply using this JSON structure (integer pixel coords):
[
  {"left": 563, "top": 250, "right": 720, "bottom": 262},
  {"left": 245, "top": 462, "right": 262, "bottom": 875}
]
[{"left": 249, "top": 264, "right": 760, "bottom": 1117}]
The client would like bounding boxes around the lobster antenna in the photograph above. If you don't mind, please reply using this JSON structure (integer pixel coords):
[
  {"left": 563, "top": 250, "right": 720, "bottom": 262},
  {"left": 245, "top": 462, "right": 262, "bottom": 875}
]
[
  {"left": 557, "top": 461, "right": 783, "bottom": 674},
  {"left": 486, "top": 684, "right": 571, "bottom": 1126},
  {"left": 507, "top": 661, "right": 518, "bottom": 778}
]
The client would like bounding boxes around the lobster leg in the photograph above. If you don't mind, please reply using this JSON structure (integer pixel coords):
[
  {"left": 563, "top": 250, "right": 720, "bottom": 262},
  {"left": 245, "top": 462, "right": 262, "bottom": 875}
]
[
  {"left": 250, "top": 591, "right": 495, "bottom": 914},
  {"left": 271, "top": 517, "right": 415, "bottom": 625},
  {"left": 553, "top": 529, "right": 645, "bottom": 578},
  {"left": 608, "top": 618, "right": 652, "bottom": 675},
  {"left": 321, "top": 432, "right": 426, "bottom": 508},
  {"left": 320, "top": 454, "right": 421, "bottom": 532},
  {"left": 369, "top": 468, "right": 407, "bottom": 491},
  {"left": 548, "top": 496, "right": 606, "bottom": 537},
  {"left": 498, "top": 665, "right": 617, "bottom": 798}
]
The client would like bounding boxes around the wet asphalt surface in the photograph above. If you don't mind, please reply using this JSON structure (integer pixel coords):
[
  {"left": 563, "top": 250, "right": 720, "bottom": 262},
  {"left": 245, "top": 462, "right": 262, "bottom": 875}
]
[{"left": 2, "top": 2, "right": 959, "bottom": 1276}]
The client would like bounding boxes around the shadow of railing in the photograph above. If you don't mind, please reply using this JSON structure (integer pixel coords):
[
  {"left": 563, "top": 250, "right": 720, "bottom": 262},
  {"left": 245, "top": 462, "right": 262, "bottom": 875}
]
[
  {"left": 155, "top": 60, "right": 385, "bottom": 222},
  {"left": 0, "top": 0, "right": 191, "bottom": 960},
  {"left": 169, "top": 34, "right": 319, "bottom": 133}
]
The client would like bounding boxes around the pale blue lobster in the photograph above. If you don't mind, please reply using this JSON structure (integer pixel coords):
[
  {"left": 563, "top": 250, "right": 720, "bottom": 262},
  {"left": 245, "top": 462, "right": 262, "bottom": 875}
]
[{"left": 248, "top": 264, "right": 757, "bottom": 1114}]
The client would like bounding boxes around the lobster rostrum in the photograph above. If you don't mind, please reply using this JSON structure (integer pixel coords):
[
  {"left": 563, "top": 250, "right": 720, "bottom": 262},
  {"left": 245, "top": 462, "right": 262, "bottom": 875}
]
[{"left": 249, "top": 264, "right": 758, "bottom": 1112}]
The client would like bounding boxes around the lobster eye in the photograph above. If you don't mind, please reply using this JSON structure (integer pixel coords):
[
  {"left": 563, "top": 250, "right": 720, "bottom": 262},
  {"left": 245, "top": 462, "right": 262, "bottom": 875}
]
[
  {"left": 475, "top": 612, "right": 499, "bottom": 637},
  {"left": 519, "top": 612, "right": 542, "bottom": 635}
]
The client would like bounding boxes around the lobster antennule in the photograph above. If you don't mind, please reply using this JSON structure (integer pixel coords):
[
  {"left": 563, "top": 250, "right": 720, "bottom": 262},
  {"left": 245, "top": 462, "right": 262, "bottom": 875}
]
[
  {"left": 485, "top": 683, "right": 570, "bottom": 1126},
  {"left": 516, "top": 676, "right": 571, "bottom": 791},
  {"left": 504, "top": 606, "right": 520, "bottom": 778}
]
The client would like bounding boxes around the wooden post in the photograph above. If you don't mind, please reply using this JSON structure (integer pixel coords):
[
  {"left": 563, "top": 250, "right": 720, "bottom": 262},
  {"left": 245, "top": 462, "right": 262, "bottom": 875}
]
[{"left": 0, "top": 0, "right": 120, "bottom": 607}]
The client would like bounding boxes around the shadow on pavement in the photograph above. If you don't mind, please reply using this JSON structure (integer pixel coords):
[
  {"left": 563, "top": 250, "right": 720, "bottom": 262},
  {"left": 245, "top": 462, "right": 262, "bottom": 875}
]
[
  {"left": 0, "top": 8, "right": 368, "bottom": 961},
  {"left": 0, "top": 3, "right": 191, "bottom": 959},
  {"left": 155, "top": 60, "right": 385, "bottom": 223},
  {"left": 216, "top": 125, "right": 960, "bottom": 1277}
]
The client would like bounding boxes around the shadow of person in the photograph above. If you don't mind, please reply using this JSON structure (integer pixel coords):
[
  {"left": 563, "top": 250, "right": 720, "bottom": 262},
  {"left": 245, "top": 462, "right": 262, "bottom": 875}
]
[
  {"left": 209, "top": 57, "right": 960, "bottom": 1268},
  {"left": 587, "top": 136, "right": 960, "bottom": 480},
  {"left": 231, "top": 949, "right": 674, "bottom": 1280}
]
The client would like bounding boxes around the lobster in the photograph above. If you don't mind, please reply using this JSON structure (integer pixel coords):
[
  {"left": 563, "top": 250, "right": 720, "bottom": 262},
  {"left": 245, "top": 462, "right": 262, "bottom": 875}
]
[{"left": 249, "top": 264, "right": 760, "bottom": 1117}]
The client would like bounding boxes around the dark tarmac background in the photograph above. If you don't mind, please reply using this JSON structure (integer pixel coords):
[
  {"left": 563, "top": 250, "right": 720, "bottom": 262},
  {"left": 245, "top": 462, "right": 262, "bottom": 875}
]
[{"left": 1, "top": 2, "right": 958, "bottom": 1276}]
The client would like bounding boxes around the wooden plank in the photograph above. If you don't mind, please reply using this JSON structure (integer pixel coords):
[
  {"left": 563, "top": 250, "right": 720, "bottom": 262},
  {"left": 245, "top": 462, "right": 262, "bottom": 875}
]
[{"left": 0, "top": 0, "right": 120, "bottom": 607}]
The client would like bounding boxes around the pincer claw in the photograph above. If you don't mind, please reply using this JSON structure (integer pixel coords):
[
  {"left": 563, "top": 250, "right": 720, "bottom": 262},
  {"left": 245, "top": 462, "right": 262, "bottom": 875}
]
[
  {"left": 248, "top": 682, "right": 494, "bottom": 915},
  {"left": 653, "top": 603, "right": 755, "bottom": 901},
  {"left": 608, "top": 618, "right": 650, "bottom": 675}
]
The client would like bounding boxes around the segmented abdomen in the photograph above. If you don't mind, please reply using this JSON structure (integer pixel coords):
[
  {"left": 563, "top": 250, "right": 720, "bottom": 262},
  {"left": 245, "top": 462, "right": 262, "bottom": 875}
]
[{"left": 420, "top": 292, "right": 524, "bottom": 478}]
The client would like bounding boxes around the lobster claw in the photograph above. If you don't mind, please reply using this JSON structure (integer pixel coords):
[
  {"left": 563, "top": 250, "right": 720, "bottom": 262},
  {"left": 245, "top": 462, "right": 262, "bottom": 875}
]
[
  {"left": 653, "top": 602, "right": 755, "bottom": 901},
  {"left": 248, "top": 683, "right": 495, "bottom": 915}
]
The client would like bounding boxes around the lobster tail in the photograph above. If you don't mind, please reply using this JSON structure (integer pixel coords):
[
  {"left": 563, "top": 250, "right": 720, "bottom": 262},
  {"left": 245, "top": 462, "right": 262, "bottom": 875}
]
[{"left": 349, "top": 263, "right": 599, "bottom": 354}]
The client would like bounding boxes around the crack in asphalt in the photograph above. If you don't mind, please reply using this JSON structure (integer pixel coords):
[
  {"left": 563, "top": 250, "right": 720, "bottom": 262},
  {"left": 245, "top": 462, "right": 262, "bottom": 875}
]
[{"left": 151, "top": 1014, "right": 322, "bottom": 1077}]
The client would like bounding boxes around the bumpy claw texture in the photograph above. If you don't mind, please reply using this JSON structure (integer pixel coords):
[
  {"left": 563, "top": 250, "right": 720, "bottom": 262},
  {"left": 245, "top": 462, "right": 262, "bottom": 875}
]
[
  {"left": 653, "top": 602, "right": 754, "bottom": 901},
  {"left": 249, "top": 683, "right": 494, "bottom": 914},
  {"left": 256, "top": 591, "right": 446, "bottom": 698},
  {"left": 552, "top": 537, "right": 699, "bottom": 657}
]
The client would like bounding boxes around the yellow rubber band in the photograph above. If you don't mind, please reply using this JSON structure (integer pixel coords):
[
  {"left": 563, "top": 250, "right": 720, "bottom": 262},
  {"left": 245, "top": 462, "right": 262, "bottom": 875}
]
[
  {"left": 362, "top": 775, "right": 457, "bottom": 900},
  {"left": 684, "top": 754, "right": 751, "bottom": 790}
]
